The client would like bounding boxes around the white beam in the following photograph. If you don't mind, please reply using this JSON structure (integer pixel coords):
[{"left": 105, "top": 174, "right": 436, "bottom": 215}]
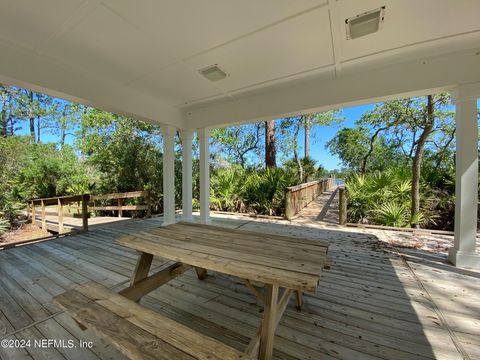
[
  {"left": 198, "top": 128, "right": 211, "bottom": 224},
  {"left": 184, "top": 49, "right": 480, "bottom": 128},
  {"left": 180, "top": 130, "right": 193, "bottom": 222},
  {"left": 448, "top": 85, "right": 479, "bottom": 268},
  {"left": 161, "top": 125, "right": 176, "bottom": 225}
]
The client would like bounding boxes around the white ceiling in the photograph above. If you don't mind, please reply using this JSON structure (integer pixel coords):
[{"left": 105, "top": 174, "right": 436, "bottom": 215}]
[{"left": 0, "top": 0, "right": 480, "bottom": 128}]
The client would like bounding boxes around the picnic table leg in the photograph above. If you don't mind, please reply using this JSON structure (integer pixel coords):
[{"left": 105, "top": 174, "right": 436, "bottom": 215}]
[
  {"left": 194, "top": 267, "right": 208, "bottom": 280},
  {"left": 295, "top": 290, "right": 303, "bottom": 310},
  {"left": 258, "top": 284, "right": 279, "bottom": 360},
  {"left": 131, "top": 252, "right": 154, "bottom": 302}
]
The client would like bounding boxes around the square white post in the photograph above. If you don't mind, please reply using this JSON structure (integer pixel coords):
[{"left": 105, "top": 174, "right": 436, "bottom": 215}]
[
  {"left": 449, "top": 85, "right": 479, "bottom": 268},
  {"left": 180, "top": 130, "right": 193, "bottom": 221},
  {"left": 198, "top": 128, "right": 211, "bottom": 224},
  {"left": 161, "top": 125, "right": 176, "bottom": 226}
]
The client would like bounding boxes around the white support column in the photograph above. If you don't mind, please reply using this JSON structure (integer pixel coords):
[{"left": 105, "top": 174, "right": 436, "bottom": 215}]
[
  {"left": 161, "top": 125, "right": 176, "bottom": 226},
  {"left": 180, "top": 130, "right": 193, "bottom": 222},
  {"left": 449, "top": 85, "right": 479, "bottom": 268},
  {"left": 198, "top": 128, "right": 211, "bottom": 224}
]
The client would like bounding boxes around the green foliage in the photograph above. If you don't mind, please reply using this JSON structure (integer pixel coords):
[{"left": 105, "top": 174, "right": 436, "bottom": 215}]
[
  {"left": 0, "top": 136, "right": 90, "bottom": 226},
  {"left": 374, "top": 202, "right": 410, "bottom": 227},
  {"left": 326, "top": 127, "right": 404, "bottom": 172},
  {"left": 211, "top": 124, "right": 262, "bottom": 168},
  {"left": 78, "top": 108, "right": 165, "bottom": 212},
  {"left": 210, "top": 167, "right": 246, "bottom": 212},
  {"left": 283, "top": 157, "right": 318, "bottom": 182},
  {"left": 0, "top": 218, "right": 9, "bottom": 235},
  {"left": 14, "top": 144, "right": 90, "bottom": 200},
  {"left": 210, "top": 167, "right": 297, "bottom": 216},
  {"left": 345, "top": 168, "right": 453, "bottom": 229},
  {"left": 244, "top": 167, "right": 297, "bottom": 216}
]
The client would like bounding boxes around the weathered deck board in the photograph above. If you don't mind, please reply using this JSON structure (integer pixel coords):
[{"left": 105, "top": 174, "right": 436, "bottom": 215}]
[{"left": 0, "top": 214, "right": 477, "bottom": 360}]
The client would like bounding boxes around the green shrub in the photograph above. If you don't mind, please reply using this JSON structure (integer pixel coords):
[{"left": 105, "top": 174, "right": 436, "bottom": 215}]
[{"left": 0, "top": 218, "right": 9, "bottom": 235}]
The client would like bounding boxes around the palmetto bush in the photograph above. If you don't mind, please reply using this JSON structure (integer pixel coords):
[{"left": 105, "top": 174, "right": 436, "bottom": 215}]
[
  {"left": 0, "top": 218, "right": 9, "bottom": 235},
  {"left": 346, "top": 168, "right": 430, "bottom": 228},
  {"left": 244, "top": 167, "right": 297, "bottom": 216},
  {"left": 210, "top": 167, "right": 247, "bottom": 212},
  {"left": 210, "top": 167, "right": 297, "bottom": 216}
]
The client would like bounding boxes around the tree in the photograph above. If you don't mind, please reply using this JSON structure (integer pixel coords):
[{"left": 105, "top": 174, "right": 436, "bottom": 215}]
[
  {"left": 27, "top": 90, "right": 36, "bottom": 142},
  {"left": 303, "top": 111, "right": 342, "bottom": 158},
  {"left": 280, "top": 111, "right": 342, "bottom": 182},
  {"left": 77, "top": 108, "right": 166, "bottom": 211},
  {"left": 327, "top": 127, "right": 370, "bottom": 171},
  {"left": 211, "top": 124, "right": 262, "bottom": 168},
  {"left": 347, "top": 94, "right": 453, "bottom": 225},
  {"left": 265, "top": 120, "right": 276, "bottom": 168},
  {"left": 51, "top": 102, "right": 82, "bottom": 148}
]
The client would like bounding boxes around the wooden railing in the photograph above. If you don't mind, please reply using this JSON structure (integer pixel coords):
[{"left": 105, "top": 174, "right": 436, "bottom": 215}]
[
  {"left": 31, "top": 194, "right": 90, "bottom": 233},
  {"left": 284, "top": 178, "right": 335, "bottom": 220},
  {"left": 338, "top": 186, "right": 347, "bottom": 225},
  {"left": 90, "top": 190, "right": 151, "bottom": 218},
  {"left": 30, "top": 191, "right": 151, "bottom": 235}
]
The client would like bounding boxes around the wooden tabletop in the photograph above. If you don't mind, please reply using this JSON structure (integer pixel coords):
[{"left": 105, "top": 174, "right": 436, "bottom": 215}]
[{"left": 117, "top": 222, "right": 328, "bottom": 292}]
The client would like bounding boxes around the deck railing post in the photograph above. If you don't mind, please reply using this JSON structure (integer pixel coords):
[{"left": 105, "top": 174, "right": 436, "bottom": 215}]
[
  {"left": 40, "top": 200, "right": 47, "bottom": 231},
  {"left": 118, "top": 198, "right": 123, "bottom": 218},
  {"left": 146, "top": 190, "right": 152, "bottom": 218},
  {"left": 58, "top": 198, "right": 64, "bottom": 233},
  {"left": 285, "top": 189, "right": 294, "bottom": 220},
  {"left": 339, "top": 187, "right": 347, "bottom": 225},
  {"left": 82, "top": 194, "right": 89, "bottom": 232},
  {"left": 31, "top": 201, "right": 35, "bottom": 225}
]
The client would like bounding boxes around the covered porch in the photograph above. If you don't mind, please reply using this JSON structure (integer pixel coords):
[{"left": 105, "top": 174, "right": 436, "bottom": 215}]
[{"left": 0, "top": 1, "right": 479, "bottom": 359}]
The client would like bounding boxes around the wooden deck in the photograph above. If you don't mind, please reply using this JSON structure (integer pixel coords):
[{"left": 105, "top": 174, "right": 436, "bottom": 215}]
[{"left": 0, "top": 215, "right": 478, "bottom": 359}]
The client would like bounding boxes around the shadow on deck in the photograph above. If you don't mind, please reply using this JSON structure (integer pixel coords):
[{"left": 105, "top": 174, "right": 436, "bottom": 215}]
[
  {"left": 295, "top": 188, "right": 340, "bottom": 225},
  {"left": 0, "top": 214, "right": 477, "bottom": 359}
]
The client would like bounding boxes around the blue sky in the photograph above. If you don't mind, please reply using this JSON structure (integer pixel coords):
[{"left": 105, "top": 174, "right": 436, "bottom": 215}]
[{"left": 296, "top": 103, "right": 375, "bottom": 170}]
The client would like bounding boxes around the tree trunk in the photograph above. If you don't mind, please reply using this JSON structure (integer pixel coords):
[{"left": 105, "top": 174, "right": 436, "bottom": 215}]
[
  {"left": 293, "top": 122, "right": 303, "bottom": 182},
  {"left": 265, "top": 120, "right": 276, "bottom": 168},
  {"left": 411, "top": 95, "right": 435, "bottom": 227},
  {"left": 28, "top": 91, "right": 36, "bottom": 142},
  {"left": 361, "top": 127, "right": 387, "bottom": 174},
  {"left": 37, "top": 116, "right": 41, "bottom": 143},
  {"left": 1, "top": 90, "right": 7, "bottom": 137},
  {"left": 304, "top": 120, "right": 310, "bottom": 159}
]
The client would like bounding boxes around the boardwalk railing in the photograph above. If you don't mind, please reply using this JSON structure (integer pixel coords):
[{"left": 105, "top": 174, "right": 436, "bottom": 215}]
[
  {"left": 90, "top": 190, "right": 151, "bottom": 218},
  {"left": 285, "top": 178, "right": 335, "bottom": 220},
  {"left": 30, "top": 191, "right": 151, "bottom": 235},
  {"left": 338, "top": 186, "right": 347, "bottom": 225},
  {"left": 31, "top": 194, "right": 90, "bottom": 233}
]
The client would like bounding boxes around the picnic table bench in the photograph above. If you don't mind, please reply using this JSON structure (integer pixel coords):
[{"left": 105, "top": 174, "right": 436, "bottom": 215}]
[{"left": 54, "top": 222, "right": 329, "bottom": 360}]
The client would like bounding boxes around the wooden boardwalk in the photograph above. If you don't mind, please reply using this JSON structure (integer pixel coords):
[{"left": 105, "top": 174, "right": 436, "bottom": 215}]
[
  {"left": 0, "top": 214, "right": 478, "bottom": 359},
  {"left": 295, "top": 188, "right": 340, "bottom": 225}
]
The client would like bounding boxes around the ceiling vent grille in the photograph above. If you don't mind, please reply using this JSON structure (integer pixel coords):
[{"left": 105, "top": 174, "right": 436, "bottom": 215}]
[
  {"left": 346, "top": 6, "right": 385, "bottom": 40},
  {"left": 199, "top": 65, "right": 228, "bottom": 82}
]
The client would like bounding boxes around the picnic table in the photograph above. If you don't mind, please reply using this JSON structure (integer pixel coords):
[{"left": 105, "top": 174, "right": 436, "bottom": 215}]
[{"left": 54, "top": 222, "right": 329, "bottom": 360}]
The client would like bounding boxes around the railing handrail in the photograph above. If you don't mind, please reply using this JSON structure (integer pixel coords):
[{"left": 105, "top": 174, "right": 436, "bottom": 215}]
[
  {"left": 284, "top": 178, "right": 335, "bottom": 220},
  {"left": 31, "top": 194, "right": 90, "bottom": 205},
  {"left": 285, "top": 180, "right": 321, "bottom": 193},
  {"left": 89, "top": 190, "right": 151, "bottom": 218},
  {"left": 90, "top": 190, "right": 149, "bottom": 201}
]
